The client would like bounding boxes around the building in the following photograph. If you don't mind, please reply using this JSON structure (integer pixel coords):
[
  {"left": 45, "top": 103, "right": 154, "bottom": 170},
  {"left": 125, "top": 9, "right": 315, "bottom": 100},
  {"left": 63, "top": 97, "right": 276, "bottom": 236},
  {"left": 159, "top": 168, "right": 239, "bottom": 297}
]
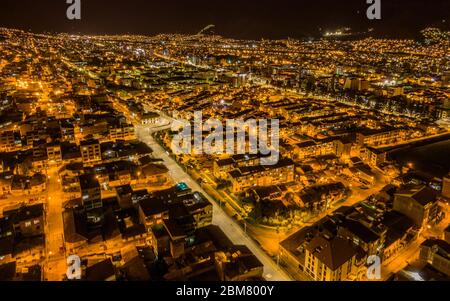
[
  {"left": 77, "top": 120, "right": 108, "bottom": 141},
  {"left": 444, "top": 225, "right": 450, "bottom": 244},
  {"left": 228, "top": 158, "right": 295, "bottom": 193},
  {"left": 333, "top": 137, "right": 353, "bottom": 159},
  {"left": 361, "top": 146, "right": 387, "bottom": 167},
  {"left": 138, "top": 186, "right": 212, "bottom": 231},
  {"left": 387, "top": 86, "right": 404, "bottom": 97},
  {"left": 393, "top": 185, "right": 440, "bottom": 228},
  {"left": 80, "top": 139, "right": 102, "bottom": 165},
  {"left": 346, "top": 163, "right": 376, "bottom": 184},
  {"left": 138, "top": 161, "right": 170, "bottom": 186},
  {"left": 233, "top": 73, "right": 248, "bottom": 87},
  {"left": 108, "top": 123, "right": 135, "bottom": 141},
  {"left": 215, "top": 246, "right": 264, "bottom": 281},
  {"left": 61, "top": 142, "right": 82, "bottom": 165},
  {"left": 343, "top": 77, "right": 369, "bottom": 91},
  {"left": 381, "top": 210, "right": 415, "bottom": 261},
  {"left": 47, "top": 142, "right": 62, "bottom": 164},
  {"left": 293, "top": 139, "right": 336, "bottom": 159},
  {"left": 0, "top": 173, "right": 12, "bottom": 196},
  {"left": 84, "top": 259, "right": 117, "bottom": 281},
  {"left": 9, "top": 174, "right": 47, "bottom": 196},
  {"left": 338, "top": 218, "right": 383, "bottom": 257},
  {"left": 0, "top": 204, "right": 45, "bottom": 265},
  {"left": 296, "top": 182, "right": 346, "bottom": 213},
  {"left": 280, "top": 212, "right": 365, "bottom": 281},
  {"left": 138, "top": 185, "right": 213, "bottom": 259},
  {"left": 392, "top": 263, "right": 449, "bottom": 281},
  {"left": 419, "top": 239, "right": 450, "bottom": 277},
  {"left": 304, "top": 234, "right": 357, "bottom": 281},
  {"left": 442, "top": 173, "right": 450, "bottom": 199},
  {"left": 356, "top": 127, "right": 406, "bottom": 147},
  {"left": 60, "top": 120, "right": 75, "bottom": 142},
  {"left": 0, "top": 219, "right": 14, "bottom": 264},
  {"left": 2, "top": 204, "right": 44, "bottom": 238},
  {"left": 163, "top": 219, "right": 187, "bottom": 259},
  {"left": 0, "top": 131, "right": 22, "bottom": 152},
  {"left": 138, "top": 195, "right": 170, "bottom": 228},
  {"left": 140, "top": 112, "right": 160, "bottom": 125},
  {"left": 213, "top": 153, "right": 270, "bottom": 180},
  {"left": 79, "top": 174, "right": 102, "bottom": 210},
  {"left": 182, "top": 192, "right": 213, "bottom": 229}
]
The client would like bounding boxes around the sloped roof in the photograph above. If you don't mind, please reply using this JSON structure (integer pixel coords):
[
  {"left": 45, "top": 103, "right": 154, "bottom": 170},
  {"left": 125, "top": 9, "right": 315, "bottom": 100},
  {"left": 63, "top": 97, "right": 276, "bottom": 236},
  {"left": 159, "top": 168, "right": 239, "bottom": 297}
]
[
  {"left": 85, "top": 259, "right": 116, "bottom": 281},
  {"left": 305, "top": 234, "right": 357, "bottom": 271},
  {"left": 396, "top": 185, "right": 437, "bottom": 206}
]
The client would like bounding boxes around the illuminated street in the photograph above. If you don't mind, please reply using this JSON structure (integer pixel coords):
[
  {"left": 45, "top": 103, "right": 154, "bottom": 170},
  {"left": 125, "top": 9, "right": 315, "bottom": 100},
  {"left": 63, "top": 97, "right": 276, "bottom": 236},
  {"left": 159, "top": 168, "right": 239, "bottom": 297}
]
[
  {"left": 0, "top": 1, "right": 449, "bottom": 284},
  {"left": 136, "top": 124, "right": 292, "bottom": 281}
]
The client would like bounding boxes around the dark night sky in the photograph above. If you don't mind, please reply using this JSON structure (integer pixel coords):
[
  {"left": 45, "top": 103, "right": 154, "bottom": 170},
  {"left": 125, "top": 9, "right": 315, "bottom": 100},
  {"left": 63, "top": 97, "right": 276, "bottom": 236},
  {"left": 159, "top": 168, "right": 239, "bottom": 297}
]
[{"left": 0, "top": 0, "right": 448, "bottom": 39}]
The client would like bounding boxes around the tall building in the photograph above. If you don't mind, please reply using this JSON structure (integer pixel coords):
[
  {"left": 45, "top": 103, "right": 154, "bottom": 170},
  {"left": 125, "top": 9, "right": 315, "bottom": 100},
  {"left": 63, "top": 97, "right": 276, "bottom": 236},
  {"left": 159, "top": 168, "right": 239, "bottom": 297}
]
[
  {"left": 0, "top": 131, "right": 22, "bottom": 152},
  {"left": 60, "top": 120, "right": 75, "bottom": 142},
  {"left": 79, "top": 174, "right": 102, "bottom": 210},
  {"left": 80, "top": 139, "right": 101, "bottom": 165},
  {"left": 47, "top": 142, "right": 62, "bottom": 164},
  {"left": 343, "top": 77, "right": 369, "bottom": 91},
  {"left": 108, "top": 123, "right": 135, "bottom": 141}
]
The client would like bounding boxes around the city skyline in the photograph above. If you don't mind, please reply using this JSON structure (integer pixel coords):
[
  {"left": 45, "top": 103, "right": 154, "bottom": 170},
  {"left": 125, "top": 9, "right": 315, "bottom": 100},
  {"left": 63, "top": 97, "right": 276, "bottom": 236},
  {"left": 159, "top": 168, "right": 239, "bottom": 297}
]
[{"left": 0, "top": 0, "right": 449, "bottom": 39}]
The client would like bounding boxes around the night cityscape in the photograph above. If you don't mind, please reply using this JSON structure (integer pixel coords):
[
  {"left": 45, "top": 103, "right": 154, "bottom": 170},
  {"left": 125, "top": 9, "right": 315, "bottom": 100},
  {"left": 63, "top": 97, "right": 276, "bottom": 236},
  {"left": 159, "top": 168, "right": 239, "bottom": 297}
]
[{"left": 0, "top": 0, "right": 449, "bottom": 287}]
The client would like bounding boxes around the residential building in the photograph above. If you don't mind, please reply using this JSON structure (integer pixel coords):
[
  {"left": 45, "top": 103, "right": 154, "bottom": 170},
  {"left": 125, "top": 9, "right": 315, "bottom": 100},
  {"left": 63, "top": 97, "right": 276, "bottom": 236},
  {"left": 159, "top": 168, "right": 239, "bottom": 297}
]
[
  {"left": 419, "top": 239, "right": 450, "bottom": 277},
  {"left": 228, "top": 158, "right": 295, "bottom": 193},
  {"left": 80, "top": 139, "right": 102, "bottom": 165},
  {"left": 304, "top": 234, "right": 357, "bottom": 281},
  {"left": 393, "top": 185, "right": 441, "bottom": 228},
  {"left": 79, "top": 174, "right": 102, "bottom": 210}
]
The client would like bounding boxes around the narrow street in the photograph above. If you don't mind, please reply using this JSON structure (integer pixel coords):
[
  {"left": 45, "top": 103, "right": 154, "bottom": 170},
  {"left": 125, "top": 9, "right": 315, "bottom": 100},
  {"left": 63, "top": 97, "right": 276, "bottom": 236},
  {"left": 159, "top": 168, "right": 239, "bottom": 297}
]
[{"left": 44, "top": 167, "right": 67, "bottom": 281}]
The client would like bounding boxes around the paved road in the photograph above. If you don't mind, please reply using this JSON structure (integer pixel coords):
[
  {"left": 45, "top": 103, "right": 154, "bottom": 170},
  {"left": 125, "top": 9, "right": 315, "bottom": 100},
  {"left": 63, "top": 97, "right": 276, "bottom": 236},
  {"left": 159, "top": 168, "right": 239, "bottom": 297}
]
[
  {"left": 136, "top": 125, "right": 292, "bottom": 281},
  {"left": 44, "top": 167, "right": 67, "bottom": 281}
]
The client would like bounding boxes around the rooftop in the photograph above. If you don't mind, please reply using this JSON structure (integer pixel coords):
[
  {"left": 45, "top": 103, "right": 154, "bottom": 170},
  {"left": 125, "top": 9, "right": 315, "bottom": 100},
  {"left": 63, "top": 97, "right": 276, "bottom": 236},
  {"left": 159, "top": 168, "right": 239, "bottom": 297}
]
[{"left": 305, "top": 234, "right": 357, "bottom": 271}]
